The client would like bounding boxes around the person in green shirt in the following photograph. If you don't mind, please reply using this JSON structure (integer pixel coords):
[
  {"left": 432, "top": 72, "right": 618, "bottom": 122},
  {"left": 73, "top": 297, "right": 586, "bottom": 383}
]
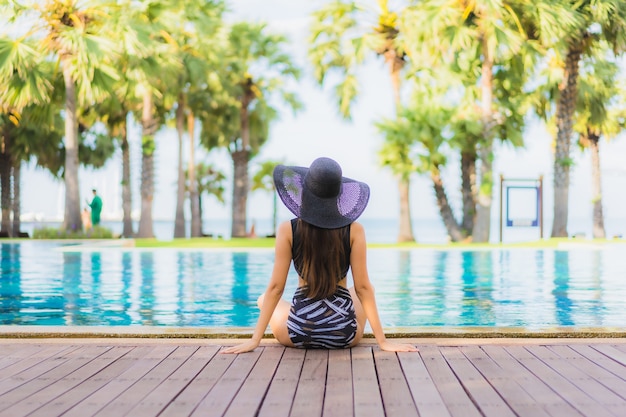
[{"left": 87, "top": 189, "right": 103, "bottom": 226}]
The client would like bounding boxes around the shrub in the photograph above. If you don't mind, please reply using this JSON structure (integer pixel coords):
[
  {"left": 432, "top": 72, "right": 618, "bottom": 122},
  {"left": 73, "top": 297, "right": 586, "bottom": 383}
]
[{"left": 33, "top": 225, "right": 114, "bottom": 239}]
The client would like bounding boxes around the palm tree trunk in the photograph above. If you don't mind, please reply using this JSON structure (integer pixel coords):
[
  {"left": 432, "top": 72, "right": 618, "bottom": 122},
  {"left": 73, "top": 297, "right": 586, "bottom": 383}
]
[
  {"left": 11, "top": 161, "right": 20, "bottom": 237},
  {"left": 188, "top": 112, "right": 201, "bottom": 237},
  {"left": 460, "top": 150, "right": 476, "bottom": 235},
  {"left": 0, "top": 147, "right": 11, "bottom": 237},
  {"left": 62, "top": 62, "right": 82, "bottom": 232},
  {"left": 386, "top": 51, "right": 403, "bottom": 111},
  {"left": 198, "top": 194, "right": 204, "bottom": 236},
  {"left": 431, "top": 169, "right": 465, "bottom": 242},
  {"left": 396, "top": 177, "right": 415, "bottom": 242},
  {"left": 387, "top": 51, "right": 414, "bottom": 243},
  {"left": 231, "top": 149, "right": 249, "bottom": 238},
  {"left": 472, "top": 39, "right": 494, "bottom": 243},
  {"left": 121, "top": 119, "right": 133, "bottom": 238},
  {"left": 588, "top": 132, "right": 605, "bottom": 239},
  {"left": 137, "top": 89, "right": 157, "bottom": 238},
  {"left": 551, "top": 43, "right": 582, "bottom": 238},
  {"left": 173, "top": 96, "right": 186, "bottom": 238},
  {"left": 231, "top": 93, "right": 252, "bottom": 238}
]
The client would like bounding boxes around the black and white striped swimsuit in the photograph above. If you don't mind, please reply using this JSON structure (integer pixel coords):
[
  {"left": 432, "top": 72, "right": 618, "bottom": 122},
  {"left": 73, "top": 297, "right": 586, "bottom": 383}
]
[{"left": 286, "top": 219, "right": 357, "bottom": 349}]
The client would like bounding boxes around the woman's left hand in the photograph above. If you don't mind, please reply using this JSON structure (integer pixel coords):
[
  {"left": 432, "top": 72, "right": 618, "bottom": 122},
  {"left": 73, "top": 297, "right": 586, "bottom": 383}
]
[
  {"left": 221, "top": 339, "right": 260, "bottom": 354},
  {"left": 378, "top": 340, "right": 419, "bottom": 352}
]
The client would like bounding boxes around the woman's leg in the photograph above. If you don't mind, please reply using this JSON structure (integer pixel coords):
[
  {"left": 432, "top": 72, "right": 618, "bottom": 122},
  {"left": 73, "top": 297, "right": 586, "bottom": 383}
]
[
  {"left": 257, "top": 293, "right": 295, "bottom": 347},
  {"left": 348, "top": 287, "right": 366, "bottom": 347}
]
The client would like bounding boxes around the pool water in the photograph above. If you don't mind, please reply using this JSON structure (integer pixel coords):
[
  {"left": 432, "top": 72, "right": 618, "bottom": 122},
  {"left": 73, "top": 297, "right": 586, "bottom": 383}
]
[{"left": 1, "top": 242, "right": 626, "bottom": 328}]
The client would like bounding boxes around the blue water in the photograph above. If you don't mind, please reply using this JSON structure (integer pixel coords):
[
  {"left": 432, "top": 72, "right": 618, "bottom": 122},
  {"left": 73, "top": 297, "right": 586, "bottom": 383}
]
[{"left": 1, "top": 242, "right": 626, "bottom": 328}]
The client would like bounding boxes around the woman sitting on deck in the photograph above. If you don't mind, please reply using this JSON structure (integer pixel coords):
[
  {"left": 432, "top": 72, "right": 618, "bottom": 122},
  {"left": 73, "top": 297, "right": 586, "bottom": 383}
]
[{"left": 223, "top": 157, "right": 417, "bottom": 353}]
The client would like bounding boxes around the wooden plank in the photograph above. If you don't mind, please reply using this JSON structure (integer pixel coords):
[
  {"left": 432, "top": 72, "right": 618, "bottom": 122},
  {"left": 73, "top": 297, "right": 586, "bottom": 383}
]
[
  {"left": 0, "top": 344, "right": 78, "bottom": 382},
  {"left": 440, "top": 346, "right": 516, "bottom": 417},
  {"left": 612, "top": 344, "right": 626, "bottom": 354},
  {"left": 290, "top": 349, "right": 328, "bottom": 417},
  {"left": 398, "top": 351, "right": 451, "bottom": 417},
  {"left": 550, "top": 345, "right": 626, "bottom": 395},
  {"left": 26, "top": 346, "right": 155, "bottom": 417},
  {"left": 322, "top": 349, "right": 353, "bottom": 417},
  {"left": 0, "top": 345, "right": 111, "bottom": 412},
  {"left": 158, "top": 346, "right": 231, "bottom": 417},
  {"left": 0, "top": 339, "right": 624, "bottom": 417},
  {"left": 505, "top": 345, "right": 614, "bottom": 417},
  {"left": 223, "top": 346, "right": 284, "bottom": 417},
  {"left": 92, "top": 346, "right": 199, "bottom": 417},
  {"left": 257, "top": 347, "right": 305, "bottom": 417},
  {"left": 569, "top": 344, "right": 626, "bottom": 381},
  {"left": 530, "top": 345, "right": 626, "bottom": 415},
  {"left": 481, "top": 345, "right": 584, "bottom": 417},
  {"left": 460, "top": 346, "right": 551, "bottom": 417},
  {"left": 0, "top": 344, "right": 47, "bottom": 371},
  {"left": 418, "top": 346, "right": 481, "bottom": 417},
  {"left": 0, "top": 345, "right": 129, "bottom": 417},
  {"left": 352, "top": 346, "right": 385, "bottom": 417},
  {"left": 189, "top": 347, "right": 262, "bottom": 417},
  {"left": 0, "top": 343, "right": 26, "bottom": 357},
  {"left": 374, "top": 349, "right": 419, "bottom": 417},
  {"left": 592, "top": 344, "right": 626, "bottom": 367},
  {"left": 125, "top": 346, "right": 221, "bottom": 417},
  {"left": 63, "top": 345, "right": 178, "bottom": 417}
]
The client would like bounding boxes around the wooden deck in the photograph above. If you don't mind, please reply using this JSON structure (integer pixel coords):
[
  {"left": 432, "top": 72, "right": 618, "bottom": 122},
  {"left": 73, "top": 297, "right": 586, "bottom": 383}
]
[{"left": 1, "top": 338, "right": 626, "bottom": 417}]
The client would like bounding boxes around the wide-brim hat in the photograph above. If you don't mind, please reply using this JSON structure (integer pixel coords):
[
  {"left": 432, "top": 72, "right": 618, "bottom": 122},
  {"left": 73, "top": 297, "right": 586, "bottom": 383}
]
[{"left": 273, "top": 157, "right": 370, "bottom": 229}]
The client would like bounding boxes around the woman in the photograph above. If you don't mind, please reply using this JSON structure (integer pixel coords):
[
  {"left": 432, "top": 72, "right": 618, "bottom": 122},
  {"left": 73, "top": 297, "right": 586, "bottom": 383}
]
[{"left": 222, "top": 157, "right": 417, "bottom": 353}]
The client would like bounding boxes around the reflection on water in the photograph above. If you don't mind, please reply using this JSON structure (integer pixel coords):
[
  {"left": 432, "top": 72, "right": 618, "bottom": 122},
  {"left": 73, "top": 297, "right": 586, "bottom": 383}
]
[
  {"left": 62, "top": 252, "right": 82, "bottom": 325},
  {"left": 0, "top": 244, "right": 21, "bottom": 324},
  {"left": 553, "top": 251, "right": 573, "bottom": 325},
  {"left": 139, "top": 252, "right": 155, "bottom": 325},
  {"left": 1, "top": 242, "right": 626, "bottom": 327},
  {"left": 118, "top": 252, "right": 133, "bottom": 325},
  {"left": 460, "top": 251, "right": 495, "bottom": 325}
]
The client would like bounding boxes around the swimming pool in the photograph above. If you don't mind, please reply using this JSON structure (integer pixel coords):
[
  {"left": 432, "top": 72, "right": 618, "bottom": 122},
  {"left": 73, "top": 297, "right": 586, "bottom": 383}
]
[{"left": 1, "top": 241, "right": 626, "bottom": 328}]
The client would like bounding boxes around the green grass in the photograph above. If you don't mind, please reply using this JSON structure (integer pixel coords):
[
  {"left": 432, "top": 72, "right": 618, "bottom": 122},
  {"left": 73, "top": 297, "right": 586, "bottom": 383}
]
[
  {"left": 32, "top": 225, "right": 114, "bottom": 239},
  {"left": 134, "top": 237, "right": 276, "bottom": 248},
  {"left": 132, "top": 236, "right": 626, "bottom": 249}
]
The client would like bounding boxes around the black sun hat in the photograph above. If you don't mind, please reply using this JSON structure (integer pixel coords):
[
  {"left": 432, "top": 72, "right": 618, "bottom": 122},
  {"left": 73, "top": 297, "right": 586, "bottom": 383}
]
[{"left": 273, "top": 157, "right": 370, "bottom": 229}]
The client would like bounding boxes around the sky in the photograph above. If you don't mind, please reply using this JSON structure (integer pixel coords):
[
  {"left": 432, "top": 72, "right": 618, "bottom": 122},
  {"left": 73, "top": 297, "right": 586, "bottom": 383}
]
[{"left": 19, "top": 0, "right": 626, "bottom": 238}]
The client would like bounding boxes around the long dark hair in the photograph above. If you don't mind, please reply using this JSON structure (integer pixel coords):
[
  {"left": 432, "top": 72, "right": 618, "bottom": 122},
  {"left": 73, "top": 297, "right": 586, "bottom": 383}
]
[{"left": 297, "top": 219, "right": 346, "bottom": 299}]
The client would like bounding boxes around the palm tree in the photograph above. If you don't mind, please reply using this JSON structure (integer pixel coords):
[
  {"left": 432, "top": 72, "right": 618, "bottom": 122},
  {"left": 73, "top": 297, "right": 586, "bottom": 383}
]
[
  {"left": 162, "top": 1, "right": 224, "bottom": 238},
  {"left": 91, "top": 90, "right": 135, "bottom": 236},
  {"left": 309, "top": 0, "right": 415, "bottom": 242},
  {"left": 98, "top": 6, "right": 158, "bottom": 238},
  {"left": 400, "top": 0, "right": 567, "bottom": 242},
  {"left": 0, "top": 35, "right": 58, "bottom": 236},
  {"left": 199, "top": 22, "right": 301, "bottom": 238},
  {"left": 575, "top": 55, "right": 620, "bottom": 239},
  {"left": 538, "top": 44, "right": 626, "bottom": 239},
  {"left": 378, "top": 84, "right": 475, "bottom": 242},
  {"left": 121, "top": 0, "right": 181, "bottom": 239},
  {"left": 547, "top": 1, "right": 626, "bottom": 238},
  {"left": 186, "top": 162, "right": 226, "bottom": 237},
  {"left": 251, "top": 160, "right": 283, "bottom": 237},
  {"left": 4, "top": 0, "right": 120, "bottom": 232}
]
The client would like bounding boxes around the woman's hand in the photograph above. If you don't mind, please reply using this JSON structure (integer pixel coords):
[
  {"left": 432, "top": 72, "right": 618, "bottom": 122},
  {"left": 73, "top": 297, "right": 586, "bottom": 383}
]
[
  {"left": 378, "top": 340, "right": 419, "bottom": 352},
  {"left": 221, "top": 339, "right": 260, "bottom": 354}
]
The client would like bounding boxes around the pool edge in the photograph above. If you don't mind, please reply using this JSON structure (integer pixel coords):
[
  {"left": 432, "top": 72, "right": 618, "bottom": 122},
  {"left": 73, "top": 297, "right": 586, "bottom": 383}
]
[{"left": 2, "top": 326, "right": 626, "bottom": 339}]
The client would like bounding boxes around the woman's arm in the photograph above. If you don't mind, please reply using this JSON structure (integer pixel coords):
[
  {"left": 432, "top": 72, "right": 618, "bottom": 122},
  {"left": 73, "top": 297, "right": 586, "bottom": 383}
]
[
  {"left": 350, "top": 222, "right": 418, "bottom": 352},
  {"left": 221, "top": 221, "right": 293, "bottom": 354}
]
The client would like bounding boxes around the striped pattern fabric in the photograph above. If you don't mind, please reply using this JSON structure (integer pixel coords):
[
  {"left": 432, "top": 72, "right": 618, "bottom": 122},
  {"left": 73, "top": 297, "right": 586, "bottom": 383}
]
[{"left": 287, "top": 286, "right": 357, "bottom": 349}]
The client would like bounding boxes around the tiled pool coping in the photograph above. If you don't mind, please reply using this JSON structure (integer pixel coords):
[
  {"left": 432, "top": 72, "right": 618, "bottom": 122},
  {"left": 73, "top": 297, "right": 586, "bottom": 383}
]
[{"left": 2, "top": 325, "right": 626, "bottom": 339}]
